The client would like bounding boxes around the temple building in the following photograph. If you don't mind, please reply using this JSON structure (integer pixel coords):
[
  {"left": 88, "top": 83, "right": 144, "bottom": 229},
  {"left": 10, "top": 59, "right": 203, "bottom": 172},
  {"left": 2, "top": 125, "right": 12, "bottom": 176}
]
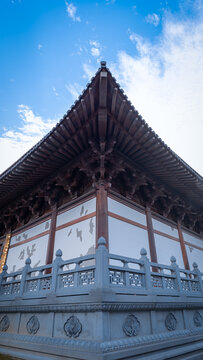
[{"left": 0, "top": 61, "right": 202, "bottom": 359}]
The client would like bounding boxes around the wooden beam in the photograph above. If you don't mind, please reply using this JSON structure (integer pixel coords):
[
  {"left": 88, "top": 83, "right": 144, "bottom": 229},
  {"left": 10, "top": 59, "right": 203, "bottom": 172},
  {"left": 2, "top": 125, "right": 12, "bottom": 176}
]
[
  {"left": 98, "top": 70, "right": 108, "bottom": 140},
  {"left": 96, "top": 184, "right": 109, "bottom": 248},
  {"left": 177, "top": 221, "right": 190, "bottom": 270},
  {"left": 46, "top": 205, "right": 57, "bottom": 264},
  {"left": 146, "top": 206, "right": 158, "bottom": 263}
]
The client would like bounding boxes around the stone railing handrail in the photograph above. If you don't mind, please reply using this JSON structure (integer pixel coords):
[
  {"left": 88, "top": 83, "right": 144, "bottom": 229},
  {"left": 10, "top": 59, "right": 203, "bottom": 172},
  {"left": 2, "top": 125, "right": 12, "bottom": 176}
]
[{"left": 0, "top": 237, "right": 202, "bottom": 300}]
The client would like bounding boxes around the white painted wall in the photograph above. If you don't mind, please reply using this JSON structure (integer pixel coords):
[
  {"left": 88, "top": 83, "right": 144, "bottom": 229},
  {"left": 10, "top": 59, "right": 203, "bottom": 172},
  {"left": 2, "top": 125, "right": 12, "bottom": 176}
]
[
  {"left": 154, "top": 234, "right": 184, "bottom": 268},
  {"left": 6, "top": 234, "right": 49, "bottom": 273},
  {"left": 10, "top": 219, "right": 51, "bottom": 246},
  {"left": 108, "top": 197, "right": 146, "bottom": 226},
  {"left": 152, "top": 218, "right": 178, "bottom": 237},
  {"left": 54, "top": 216, "right": 96, "bottom": 261},
  {"left": 183, "top": 231, "right": 203, "bottom": 249},
  {"left": 108, "top": 216, "right": 149, "bottom": 259},
  {"left": 185, "top": 245, "right": 203, "bottom": 272},
  {"left": 56, "top": 198, "right": 96, "bottom": 227}
]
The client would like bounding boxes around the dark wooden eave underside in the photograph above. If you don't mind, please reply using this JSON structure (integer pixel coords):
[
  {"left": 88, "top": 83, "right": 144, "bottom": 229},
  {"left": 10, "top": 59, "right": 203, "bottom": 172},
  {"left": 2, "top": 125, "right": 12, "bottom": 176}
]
[{"left": 0, "top": 63, "right": 202, "bottom": 212}]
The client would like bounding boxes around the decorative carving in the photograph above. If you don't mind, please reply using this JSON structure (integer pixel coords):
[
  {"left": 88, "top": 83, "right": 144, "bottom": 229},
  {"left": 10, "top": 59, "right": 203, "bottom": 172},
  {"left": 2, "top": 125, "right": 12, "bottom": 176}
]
[
  {"left": 123, "top": 314, "right": 140, "bottom": 337},
  {"left": 193, "top": 311, "right": 203, "bottom": 327},
  {"left": 64, "top": 315, "right": 82, "bottom": 338},
  {"left": 0, "top": 315, "right": 9, "bottom": 332},
  {"left": 165, "top": 313, "right": 177, "bottom": 331},
  {"left": 26, "top": 315, "right": 40, "bottom": 334}
]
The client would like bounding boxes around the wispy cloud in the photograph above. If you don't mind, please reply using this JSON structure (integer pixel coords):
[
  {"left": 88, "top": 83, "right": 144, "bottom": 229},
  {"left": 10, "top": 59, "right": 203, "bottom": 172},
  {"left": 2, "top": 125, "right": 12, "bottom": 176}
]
[
  {"left": 0, "top": 105, "right": 58, "bottom": 174},
  {"left": 65, "top": 82, "right": 83, "bottom": 100},
  {"left": 89, "top": 40, "right": 101, "bottom": 57},
  {"left": 129, "top": 32, "right": 151, "bottom": 56},
  {"left": 82, "top": 63, "right": 97, "bottom": 79},
  {"left": 113, "top": 16, "right": 203, "bottom": 175},
  {"left": 106, "top": 0, "right": 115, "bottom": 5},
  {"left": 52, "top": 86, "right": 59, "bottom": 96},
  {"left": 145, "top": 13, "right": 160, "bottom": 27},
  {"left": 65, "top": 2, "right": 81, "bottom": 22},
  {"left": 38, "top": 43, "right": 43, "bottom": 50}
]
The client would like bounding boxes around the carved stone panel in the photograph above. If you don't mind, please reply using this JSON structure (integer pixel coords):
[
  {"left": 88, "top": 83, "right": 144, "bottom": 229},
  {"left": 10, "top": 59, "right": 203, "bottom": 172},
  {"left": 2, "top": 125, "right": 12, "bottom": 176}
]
[
  {"left": 26, "top": 315, "right": 40, "bottom": 335},
  {"left": 64, "top": 315, "right": 82, "bottom": 338},
  {"left": 165, "top": 313, "right": 177, "bottom": 331},
  {"left": 0, "top": 315, "right": 9, "bottom": 332},
  {"left": 123, "top": 314, "right": 140, "bottom": 337},
  {"left": 193, "top": 311, "right": 203, "bottom": 327}
]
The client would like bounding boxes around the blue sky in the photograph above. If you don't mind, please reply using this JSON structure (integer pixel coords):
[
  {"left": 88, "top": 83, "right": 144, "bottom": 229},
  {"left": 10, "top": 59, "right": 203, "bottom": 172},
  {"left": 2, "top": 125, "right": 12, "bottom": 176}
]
[{"left": 0, "top": 0, "right": 203, "bottom": 175}]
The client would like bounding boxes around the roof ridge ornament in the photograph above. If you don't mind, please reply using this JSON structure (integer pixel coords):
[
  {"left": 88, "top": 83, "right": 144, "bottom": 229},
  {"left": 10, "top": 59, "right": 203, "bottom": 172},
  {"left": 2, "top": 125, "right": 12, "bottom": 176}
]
[{"left": 100, "top": 60, "right": 106, "bottom": 68}]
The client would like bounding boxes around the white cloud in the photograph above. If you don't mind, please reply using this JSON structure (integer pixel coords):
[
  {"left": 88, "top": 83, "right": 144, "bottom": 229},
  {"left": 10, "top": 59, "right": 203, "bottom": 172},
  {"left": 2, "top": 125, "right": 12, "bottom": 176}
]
[
  {"left": 53, "top": 86, "right": 59, "bottom": 96},
  {"left": 145, "top": 13, "right": 160, "bottom": 27},
  {"left": 91, "top": 47, "right": 100, "bottom": 57},
  {"left": 129, "top": 32, "right": 151, "bottom": 56},
  {"left": 89, "top": 40, "right": 101, "bottom": 57},
  {"left": 82, "top": 63, "right": 97, "bottom": 79},
  {"left": 38, "top": 44, "right": 43, "bottom": 50},
  {"left": 0, "top": 105, "right": 58, "bottom": 174},
  {"left": 65, "top": 2, "right": 81, "bottom": 22},
  {"left": 65, "top": 82, "right": 83, "bottom": 100},
  {"left": 112, "top": 17, "right": 203, "bottom": 176}
]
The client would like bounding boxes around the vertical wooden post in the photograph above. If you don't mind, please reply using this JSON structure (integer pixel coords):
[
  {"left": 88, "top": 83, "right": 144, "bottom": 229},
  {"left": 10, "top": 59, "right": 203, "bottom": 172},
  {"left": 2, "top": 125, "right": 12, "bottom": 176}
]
[
  {"left": 46, "top": 205, "right": 57, "bottom": 265},
  {"left": 96, "top": 184, "right": 108, "bottom": 248},
  {"left": 177, "top": 221, "right": 190, "bottom": 270},
  {"left": 145, "top": 207, "right": 158, "bottom": 263},
  {"left": 0, "top": 233, "right": 11, "bottom": 273}
]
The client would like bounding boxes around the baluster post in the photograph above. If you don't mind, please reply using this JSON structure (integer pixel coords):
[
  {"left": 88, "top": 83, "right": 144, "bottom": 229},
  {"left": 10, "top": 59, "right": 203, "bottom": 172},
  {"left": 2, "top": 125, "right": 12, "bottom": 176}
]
[
  {"left": 51, "top": 249, "right": 62, "bottom": 293},
  {"left": 95, "top": 237, "right": 109, "bottom": 288},
  {"left": 170, "top": 256, "right": 183, "bottom": 295},
  {"left": 123, "top": 261, "right": 129, "bottom": 287},
  {"left": 193, "top": 262, "right": 203, "bottom": 292},
  {"left": 0, "top": 265, "right": 8, "bottom": 294},
  {"left": 19, "top": 258, "right": 31, "bottom": 296},
  {"left": 74, "top": 261, "right": 80, "bottom": 287},
  {"left": 140, "top": 248, "right": 153, "bottom": 292}
]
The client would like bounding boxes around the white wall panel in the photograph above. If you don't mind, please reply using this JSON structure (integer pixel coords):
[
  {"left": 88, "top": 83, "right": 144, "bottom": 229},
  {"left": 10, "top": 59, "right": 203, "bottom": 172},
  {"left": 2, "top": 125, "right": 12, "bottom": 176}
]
[
  {"left": 109, "top": 216, "right": 149, "bottom": 259},
  {"left": 185, "top": 245, "right": 203, "bottom": 272},
  {"left": 56, "top": 198, "right": 96, "bottom": 227},
  {"left": 6, "top": 234, "right": 49, "bottom": 273},
  {"left": 152, "top": 218, "right": 178, "bottom": 237},
  {"left": 10, "top": 219, "right": 51, "bottom": 246},
  {"left": 54, "top": 216, "right": 96, "bottom": 261},
  {"left": 108, "top": 198, "right": 146, "bottom": 226},
  {"left": 183, "top": 231, "right": 203, "bottom": 249},
  {"left": 154, "top": 234, "right": 184, "bottom": 268}
]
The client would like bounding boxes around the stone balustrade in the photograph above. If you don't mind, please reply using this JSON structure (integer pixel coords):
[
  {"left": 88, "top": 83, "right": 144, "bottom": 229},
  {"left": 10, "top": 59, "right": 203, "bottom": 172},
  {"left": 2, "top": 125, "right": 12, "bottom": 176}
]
[{"left": 0, "top": 237, "right": 202, "bottom": 300}]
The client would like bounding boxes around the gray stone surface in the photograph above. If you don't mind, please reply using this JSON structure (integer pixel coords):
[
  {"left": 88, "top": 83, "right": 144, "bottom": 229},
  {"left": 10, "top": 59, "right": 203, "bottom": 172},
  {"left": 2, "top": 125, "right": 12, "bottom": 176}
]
[{"left": 0, "top": 239, "right": 202, "bottom": 360}]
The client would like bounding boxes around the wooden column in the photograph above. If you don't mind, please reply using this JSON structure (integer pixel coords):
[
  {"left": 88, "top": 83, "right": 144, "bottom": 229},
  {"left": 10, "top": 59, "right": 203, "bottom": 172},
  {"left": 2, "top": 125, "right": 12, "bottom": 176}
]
[
  {"left": 0, "top": 233, "right": 11, "bottom": 273},
  {"left": 145, "top": 206, "right": 158, "bottom": 263},
  {"left": 96, "top": 184, "right": 108, "bottom": 248},
  {"left": 46, "top": 205, "right": 57, "bottom": 264},
  {"left": 177, "top": 221, "right": 190, "bottom": 270}
]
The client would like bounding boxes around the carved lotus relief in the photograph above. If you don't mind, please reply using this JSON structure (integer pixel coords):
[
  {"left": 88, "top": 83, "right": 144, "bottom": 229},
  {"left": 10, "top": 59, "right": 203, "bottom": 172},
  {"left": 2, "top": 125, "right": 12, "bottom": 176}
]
[
  {"left": 64, "top": 315, "right": 82, "bottom": 338},
  {"left": 165, "top": 313, "right": 177, "bottom": 331},
  {"left": 193, "top": 311, "right": 203, "bottom": 327},
  {"left": 26, "top": 315, "right": 40, "bottom": 335},
  {"left": 123, "top": 314, "right": 140, "bottom": 337},
  {"left": 0, "top": 315, "right": 9, "bottom": 332}
]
